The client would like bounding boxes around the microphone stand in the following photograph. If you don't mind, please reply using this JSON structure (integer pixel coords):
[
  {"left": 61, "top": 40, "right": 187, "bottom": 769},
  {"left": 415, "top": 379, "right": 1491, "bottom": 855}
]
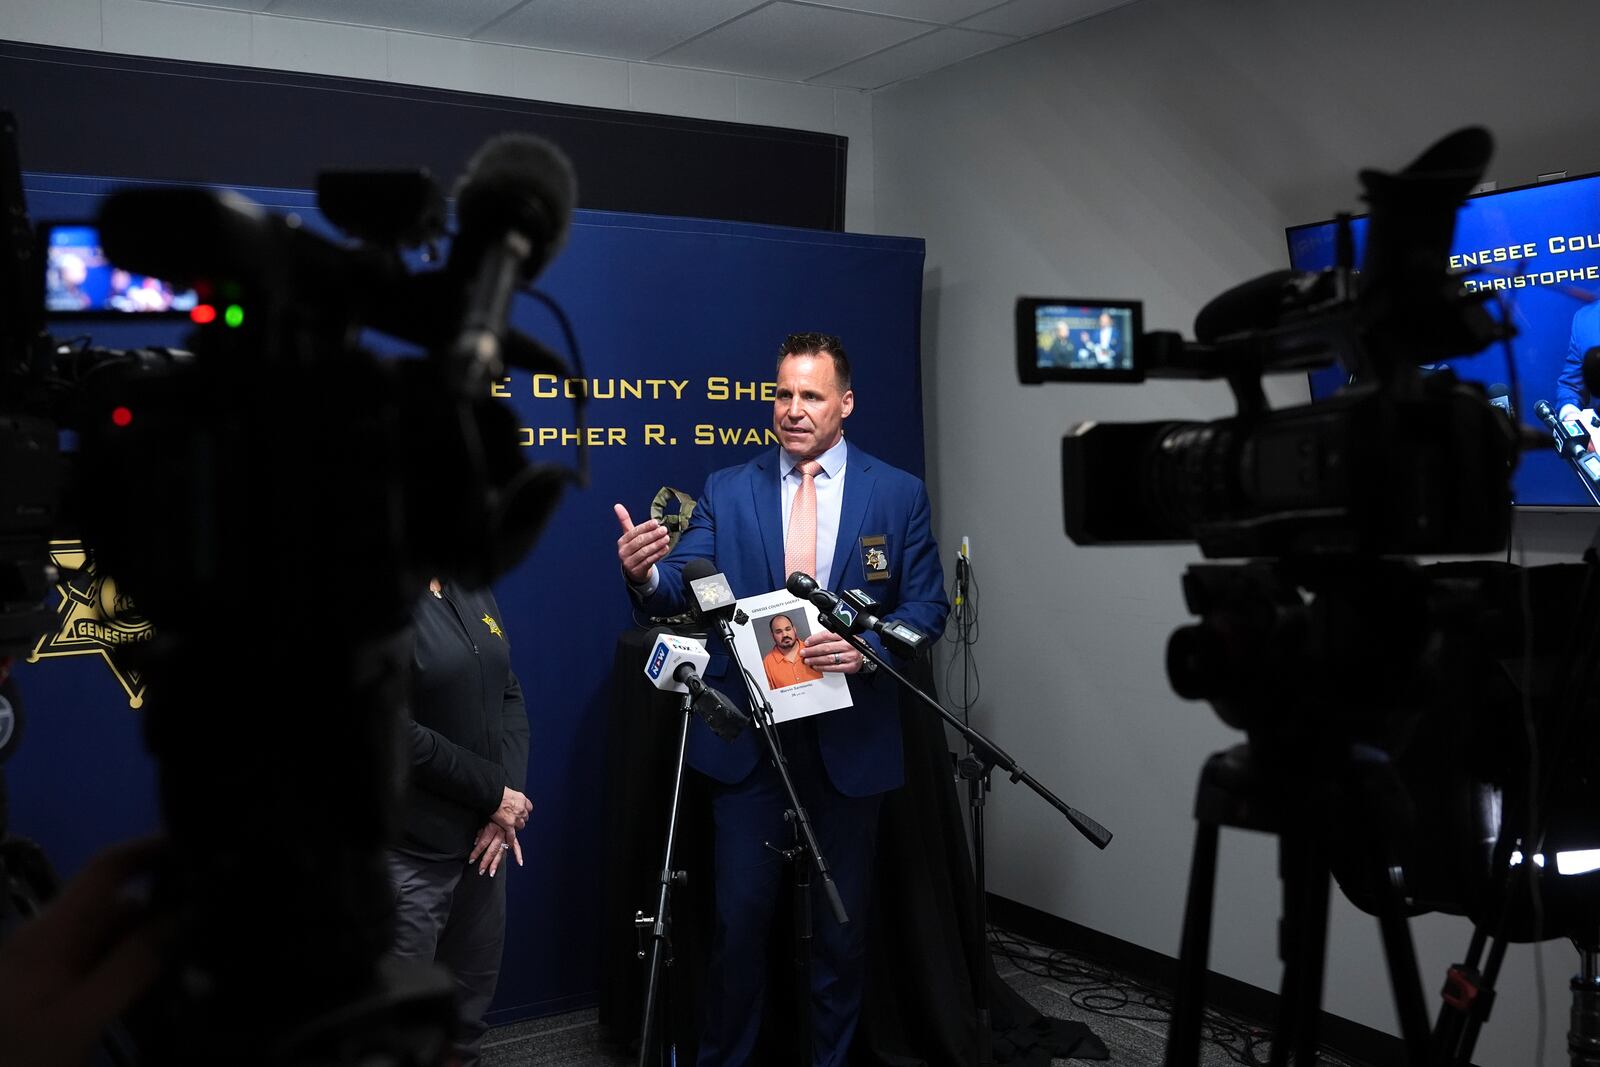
[
  {"left": 711, "top": 614, "right": 848, "bottom": 1067},
  {"left": 814, "top": 614, "right": 1113, "bottom": 1067},
  {"left": 635, "top": 689, "right": 693, "bottom": 1067}
]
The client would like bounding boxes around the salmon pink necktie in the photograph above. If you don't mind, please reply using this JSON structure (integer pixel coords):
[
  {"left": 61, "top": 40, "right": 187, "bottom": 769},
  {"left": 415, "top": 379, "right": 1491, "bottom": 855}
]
[{"left": 785, "top": 460, "right": 824, "bottom": 583}]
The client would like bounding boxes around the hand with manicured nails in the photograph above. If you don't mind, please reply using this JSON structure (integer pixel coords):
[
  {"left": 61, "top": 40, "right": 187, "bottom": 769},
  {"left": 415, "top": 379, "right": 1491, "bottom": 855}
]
[{"left": 469, "top": 823, "right": 522, "bottom": 877}]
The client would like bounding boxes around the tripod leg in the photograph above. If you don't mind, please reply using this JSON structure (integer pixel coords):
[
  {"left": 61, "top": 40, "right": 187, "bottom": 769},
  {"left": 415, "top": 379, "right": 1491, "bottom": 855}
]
[
  {"left": 1269, "top": 837, "right": 1301, "bottom": 1067},
  {"left": 637, "top": 705, "right": 693, "bottom": 1067},
  {"left": 1268, "top": 834, "right": 1331, "bottom": 1067},
  {"left": 1289, "top": 842, "right": 1331, "bottom": 1067},
  {"left": 792, "top": 814, "right": 814, "bottom": 1067},
  {"left": 1165, "top": 820, "right": 1220, "bottom": 1067},
  {"left": 1569, "top": 935, "right": 1600, "bottom": 1067},
  {"left": 1371, "top": 869, "right": 1430, "bottom": 1066}
]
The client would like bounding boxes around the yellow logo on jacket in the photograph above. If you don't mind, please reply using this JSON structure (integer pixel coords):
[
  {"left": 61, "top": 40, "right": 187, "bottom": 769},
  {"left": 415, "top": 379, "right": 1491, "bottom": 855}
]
[
  {"left": 28, "top": 540, "right": 151, "bottom": 708},
  {"left": 482, "top": 614, "right": 504, "bottom": 639}
]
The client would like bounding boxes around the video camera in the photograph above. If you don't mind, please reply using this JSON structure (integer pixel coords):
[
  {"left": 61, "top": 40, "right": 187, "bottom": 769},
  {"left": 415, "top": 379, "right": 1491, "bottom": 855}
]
[
  {"left": 0, "top": 109, "right": 586, "bottom": 1063},
  {"left": 1019, "top": 126, "right": 1518, "bottom": 560},
  {"left": 1020, "top": 128, "right": 1600, "bottom": 1066}
]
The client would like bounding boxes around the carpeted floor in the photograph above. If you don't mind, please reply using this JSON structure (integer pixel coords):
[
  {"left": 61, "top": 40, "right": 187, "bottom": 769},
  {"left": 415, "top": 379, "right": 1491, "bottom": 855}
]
[{"left": 481, "top": 928, "right": 1368, "bottom": 1066}]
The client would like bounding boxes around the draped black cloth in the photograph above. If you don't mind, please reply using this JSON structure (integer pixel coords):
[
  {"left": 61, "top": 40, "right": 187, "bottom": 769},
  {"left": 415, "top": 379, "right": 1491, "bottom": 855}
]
[{"left": 599, "top": 628, "right": 1107, "bottom": 1065}]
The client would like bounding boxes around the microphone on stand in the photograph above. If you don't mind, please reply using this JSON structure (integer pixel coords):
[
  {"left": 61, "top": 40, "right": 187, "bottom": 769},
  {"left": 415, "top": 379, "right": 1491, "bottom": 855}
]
[
  {"left": 785, "top": 572, "right": 928, "bottom": 657},
  {"left": 1535, "top": 399, "right": 1592, "bottom": 462},
  {"left": 643, "top": 630, "right": 746, "bottom": 741},
  {"left": 1486, "top": 382, "right": 1512, "bottom": 418},
  {"left": 682, "top": 558, "right": 739, "bottom": 623}
]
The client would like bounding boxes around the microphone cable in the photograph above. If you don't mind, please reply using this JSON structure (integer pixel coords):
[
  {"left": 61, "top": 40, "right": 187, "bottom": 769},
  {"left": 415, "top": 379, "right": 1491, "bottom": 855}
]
[{"left": 943, "top": 542, "right": 979, "bottom": 726}]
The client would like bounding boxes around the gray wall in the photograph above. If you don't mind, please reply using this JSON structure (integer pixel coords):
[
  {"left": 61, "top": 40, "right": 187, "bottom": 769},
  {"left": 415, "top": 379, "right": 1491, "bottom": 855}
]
[{"left": 874, "top": 2, "right": 1600, "bottom": 1063}]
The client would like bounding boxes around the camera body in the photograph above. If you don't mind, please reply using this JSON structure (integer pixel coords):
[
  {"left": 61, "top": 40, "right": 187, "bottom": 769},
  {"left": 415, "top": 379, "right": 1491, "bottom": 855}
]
[{"left": 1059, "top": 364, "right": 1515, "bottom": 558}]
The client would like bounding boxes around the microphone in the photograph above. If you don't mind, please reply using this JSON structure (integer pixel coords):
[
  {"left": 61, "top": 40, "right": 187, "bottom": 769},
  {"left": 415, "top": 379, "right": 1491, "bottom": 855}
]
[
  {"left": 682, "top": 559, "right": 738, "bottom": 622},
  {"left": 448, "top": 134, "right": 577, "bottom": 382},
  {"left": 1487, "top": 382, "right": 1512, "bottom": 418},
  {"left": 839, "top": 587, "right": 930, "bottom": 656},
  {"left": 787, "top": 571, "right": 861, "bottom": 636},
  {"left": 643, "top": 632, "right": 709, "bottom": 695},
  {"left": 786, "top": 572, "right": 929, "bottom": 658},
  {"left": 1534, "top": 399, "right": 1591, "bottom": 461},
  {"left": 642, "top": 630, "right": 747, "bottom": 741}
]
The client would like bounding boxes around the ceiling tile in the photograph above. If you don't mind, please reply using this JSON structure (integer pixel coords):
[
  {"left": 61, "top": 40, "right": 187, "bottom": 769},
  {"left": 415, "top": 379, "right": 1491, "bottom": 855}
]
[
  {"left": 473, "top": 0, "right": 763, "bottom": 61},
  {"left": 959, "top": 0, "right": 1131, "bottom": 38},
  {"left": 265, "top": 0, "right": 520, "bottom": 36},
  {"left": 653, "top": 2, "right": 927, "bottom": 81},
  {"left": 809, "top": 25, "right": 1008, "bottom": 89},
  {"left": 798, "top": 0, "right": 1003, "bottom": 25},
  {"left": 151, "top": 0, "right": 275, "bottom": 12}
]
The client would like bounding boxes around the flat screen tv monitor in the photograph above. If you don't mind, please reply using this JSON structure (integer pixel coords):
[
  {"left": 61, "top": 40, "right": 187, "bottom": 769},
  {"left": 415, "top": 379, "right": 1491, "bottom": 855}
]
[{"left": 1287, "top": 172, "right": 1600, "bottom": 509}]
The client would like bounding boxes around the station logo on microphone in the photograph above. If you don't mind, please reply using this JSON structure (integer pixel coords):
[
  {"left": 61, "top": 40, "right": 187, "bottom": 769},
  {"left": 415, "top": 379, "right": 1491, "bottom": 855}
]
[
  {"left": 647, "top": 640, "right": 669, "bottom": 681},
  {"left": 27, "top": 540, "right": 152, "bottom": 708}
]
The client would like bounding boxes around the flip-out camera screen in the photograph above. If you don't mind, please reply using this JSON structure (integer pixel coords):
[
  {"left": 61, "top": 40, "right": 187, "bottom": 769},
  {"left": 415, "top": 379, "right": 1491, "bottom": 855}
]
[
  {"left": 1015, "top": 298, "right": 1141, "bottom": 383},
  {"left": 42, "top": 223, "right": 198, "bottom": 319}
]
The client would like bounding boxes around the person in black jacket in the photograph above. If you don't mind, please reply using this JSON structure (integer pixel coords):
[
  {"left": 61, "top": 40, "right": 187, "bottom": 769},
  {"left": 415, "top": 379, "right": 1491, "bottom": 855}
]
[{"left": 388, "top": 577, "right": 531, "bottom": 1066}]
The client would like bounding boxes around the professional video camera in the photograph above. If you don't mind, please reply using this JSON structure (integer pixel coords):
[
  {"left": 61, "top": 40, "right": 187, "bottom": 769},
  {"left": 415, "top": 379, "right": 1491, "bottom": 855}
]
[
  {"left": 1020, "top": 127, "right": 1600, "bottom": 1067},
  {"left": 0, "top": 110, "right": 585, "bottom": 1063}
]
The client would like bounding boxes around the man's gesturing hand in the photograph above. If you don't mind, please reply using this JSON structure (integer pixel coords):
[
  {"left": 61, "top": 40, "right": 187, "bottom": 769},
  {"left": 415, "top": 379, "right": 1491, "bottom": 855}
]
[
  {"left": 614, "top": 503, "right": 671, "bottom": 584},
  {"left": 494, "top": 787, "right": 532, "bottom": 832}
]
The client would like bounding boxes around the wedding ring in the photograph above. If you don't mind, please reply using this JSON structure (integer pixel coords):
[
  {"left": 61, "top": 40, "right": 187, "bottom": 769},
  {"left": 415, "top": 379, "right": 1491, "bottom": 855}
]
[
  {"left": 500, "top": 843, "right": 510, "bottom": 851},
  {"left": 833, "top": 653, "right": 840, "bottom": 665}
]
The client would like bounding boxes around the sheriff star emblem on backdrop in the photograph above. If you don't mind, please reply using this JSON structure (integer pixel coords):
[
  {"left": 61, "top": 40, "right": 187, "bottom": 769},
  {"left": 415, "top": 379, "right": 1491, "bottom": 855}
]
[{"left": 28, "top": 541, "right": 153, "bottom": 708}]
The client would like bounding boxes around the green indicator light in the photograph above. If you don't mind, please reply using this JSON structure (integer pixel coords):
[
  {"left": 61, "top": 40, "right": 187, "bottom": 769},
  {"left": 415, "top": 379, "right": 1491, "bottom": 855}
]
[{"left": 224, "top": 305, "right": 244, "bottom": 328}]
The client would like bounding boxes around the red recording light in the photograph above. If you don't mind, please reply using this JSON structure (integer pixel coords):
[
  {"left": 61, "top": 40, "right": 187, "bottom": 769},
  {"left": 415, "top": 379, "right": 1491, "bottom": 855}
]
[
  {"left": 190, "top": 304, "right": 217, "bottom": 325},
  {"left": 111, "top": 406, "right": 134, "bottom": 428}
]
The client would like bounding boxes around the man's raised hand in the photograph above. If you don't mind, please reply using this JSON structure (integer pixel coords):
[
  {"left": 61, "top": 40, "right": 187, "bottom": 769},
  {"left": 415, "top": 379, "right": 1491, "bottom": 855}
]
[{"left": 614, "top": 503, "right": 671, "bottom": 584}]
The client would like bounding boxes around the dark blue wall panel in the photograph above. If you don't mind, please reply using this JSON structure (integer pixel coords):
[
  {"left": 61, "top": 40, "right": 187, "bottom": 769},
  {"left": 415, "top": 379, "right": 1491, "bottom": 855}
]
[{"left": 10, "top": 174, "right": 925, "bottom": 1020}]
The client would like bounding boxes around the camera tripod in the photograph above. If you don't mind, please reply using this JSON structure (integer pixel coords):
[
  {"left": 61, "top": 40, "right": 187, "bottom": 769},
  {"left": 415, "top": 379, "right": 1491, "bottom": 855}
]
[
  {"left": 1164, "top": 742, "right": 1432, "bottom": 1067},
  {"left": 1163, "top": 556, "right": 1600, "bottom": 1067}
]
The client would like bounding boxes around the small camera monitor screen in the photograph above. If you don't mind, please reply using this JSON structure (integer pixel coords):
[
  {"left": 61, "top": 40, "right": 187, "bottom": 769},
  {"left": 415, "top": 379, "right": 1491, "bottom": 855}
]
[
  {"left": 42, "top": 223, "right": 199, "bottom": 319},
  {"left": 1016, "top": 298, "right": 1142, "bottom": 383}
]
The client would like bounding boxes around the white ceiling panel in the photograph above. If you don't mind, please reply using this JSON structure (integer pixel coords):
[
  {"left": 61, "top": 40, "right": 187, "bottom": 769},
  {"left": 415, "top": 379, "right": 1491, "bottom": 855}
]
[
  {"left": 797, "top": 0, "right": 1004, "bottom": 23},
  {"left": 155, "top": 0, "right": 276, "bottom": 12},
  {"left": 959, "top": 0, "right": 1133, "bottom": 37},
  {"left": 653, "top": 2, "right": 926, "bottom": 81},
  {"left": 134, "top": 0, "right": 1145, "bottom": 92},
  {"left": 472, "top": 0, "right": 764, "bottom": 60},
  {"left": 265, "top": 0, "right": 520, "bottom": 36},
  {"left": 809, "top": 25, "right": 1010, "bottom": 90}
]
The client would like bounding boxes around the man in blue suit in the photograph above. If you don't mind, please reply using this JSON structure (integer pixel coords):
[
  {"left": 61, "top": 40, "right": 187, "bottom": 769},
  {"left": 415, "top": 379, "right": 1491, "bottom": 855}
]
[
  {"left": 615, "top": 332, "right": 949, "bottom": 1066},
  {"left": 1556, "top": 299, "right": 1600, "bottom": 425}
]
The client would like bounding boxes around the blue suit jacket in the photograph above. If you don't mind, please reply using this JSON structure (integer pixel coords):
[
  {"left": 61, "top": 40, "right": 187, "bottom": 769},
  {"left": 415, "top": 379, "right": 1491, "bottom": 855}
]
[
  {"left": 1556, "top": 301, "right": 1600, "bottom": 413},
  {"left": 638, "top": 443, "right": 949, "bottom": 797}
]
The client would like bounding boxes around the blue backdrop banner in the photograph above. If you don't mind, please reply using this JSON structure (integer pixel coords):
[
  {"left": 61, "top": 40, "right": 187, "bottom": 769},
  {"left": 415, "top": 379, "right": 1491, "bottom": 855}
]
[{"left": 10, "top": 174, "right": 927, "bottom": 1020}]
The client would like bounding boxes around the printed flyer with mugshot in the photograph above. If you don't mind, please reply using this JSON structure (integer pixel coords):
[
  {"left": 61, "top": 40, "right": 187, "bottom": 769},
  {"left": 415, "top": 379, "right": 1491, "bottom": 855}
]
[{"left": 730, "top": 588, "right": 853, "bottom": 723}]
